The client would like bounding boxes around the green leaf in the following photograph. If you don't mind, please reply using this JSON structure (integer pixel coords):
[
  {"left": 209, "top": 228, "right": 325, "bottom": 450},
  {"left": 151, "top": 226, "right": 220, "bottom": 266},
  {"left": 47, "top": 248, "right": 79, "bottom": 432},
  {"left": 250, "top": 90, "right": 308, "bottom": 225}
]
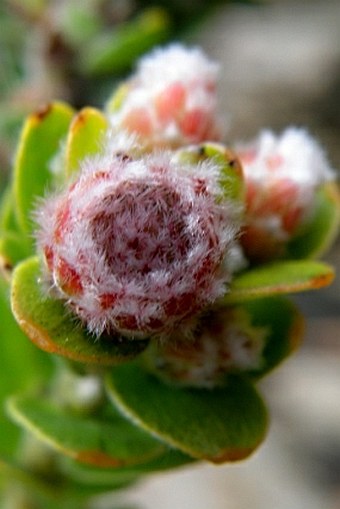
[
  {"left": 241, "top": 297, "right": 304, "bottom": 379},
  {"left": 58, "top": 2, "right": 103, "bottom": 47},
  {"left": 0, "top": 188, "right": 20, "bottom": 235},
  {"left": 224, "top": 260, "right": 335, "bottom": 304},
  {"left": 175, "top": 142, "right": 245, "bottom": 204},
  {"left": 0, "top": 456, "right": 57, "bottom": 502},
  {"left": 106, "top": 363, "right": 268, "bottom": 463},
  {"left": 80, "top": 8, "right": 171, "bottom": 75},
  {"left": 11, "top": 256, "right": 149, "bottom": 365},
  {"left": 13, "top": 102, "right": 74, "bottom": 235},
  {"left": 0, "top": 188, "right": 32, "bottom": 271},
  {"left": 65, "top": 107, "right": 108, "bottom": 178},
  {"left": 0, "top": 278, "right": 52, "bottom": 457},
  {"left": 0, "top": 278, "right": 50, "bottom": 398},
  {"left": 7, "top": 396, "right": 166, "bottom": 468},
  {"left": 106, "top": 83, "right": 130, "bottom": 113},
  {"left": 0, "top": 455, "right": 135, "bottom": 507},
  {"left": 61, "top": 448, "right": 193, "bottom": 487},
  {"left": 287, "top": 183, "right": 340, "bottom": 259},
  {"left": 198, "top": 143, "right": 245, "bottom": 203},
  {"left": 0, "top": 231, "right": 31, "bottom": 272}
]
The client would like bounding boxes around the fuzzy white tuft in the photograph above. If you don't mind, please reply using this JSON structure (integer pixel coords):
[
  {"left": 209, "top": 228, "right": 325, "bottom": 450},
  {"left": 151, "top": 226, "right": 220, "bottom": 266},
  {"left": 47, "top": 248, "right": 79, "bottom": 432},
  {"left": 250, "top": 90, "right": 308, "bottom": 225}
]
[
  {"left": 237, "top": 127, "right": 334, "bottom": 185},
  {"left": 108, "top": 44, "right": 223, "bottom": 148},
  {"left": 135, "top": 44, "right": 220, "bottom": 93}
]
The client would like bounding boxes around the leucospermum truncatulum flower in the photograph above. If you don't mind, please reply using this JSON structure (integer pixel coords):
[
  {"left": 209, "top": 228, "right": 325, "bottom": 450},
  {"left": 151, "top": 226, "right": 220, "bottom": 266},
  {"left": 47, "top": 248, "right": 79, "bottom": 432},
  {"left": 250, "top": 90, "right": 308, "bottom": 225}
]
[
  {"left": 34, "top": 143, "right": 243, "bottom": 339},
  {"left": 236, "top": 127, "right": 336, "bottom": 262},
  {"left": 107, "top": 44, "right": 223, "bottom": 149}
]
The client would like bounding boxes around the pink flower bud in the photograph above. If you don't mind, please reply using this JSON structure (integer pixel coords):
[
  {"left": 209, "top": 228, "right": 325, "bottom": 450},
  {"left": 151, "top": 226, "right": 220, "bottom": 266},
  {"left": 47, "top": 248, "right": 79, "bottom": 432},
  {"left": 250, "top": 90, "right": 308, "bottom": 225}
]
[
  {"left": 236, "top": 127, "right": 335, "bottom": 261},
  {"left": 143, "top": 307, "right": 266, "bottom": 388},
  {"left": 35, "top": 148, "right": 241, "bottom": 339},
  {"left": 108, "top": 44, "right": 223, "bottom": 149}
]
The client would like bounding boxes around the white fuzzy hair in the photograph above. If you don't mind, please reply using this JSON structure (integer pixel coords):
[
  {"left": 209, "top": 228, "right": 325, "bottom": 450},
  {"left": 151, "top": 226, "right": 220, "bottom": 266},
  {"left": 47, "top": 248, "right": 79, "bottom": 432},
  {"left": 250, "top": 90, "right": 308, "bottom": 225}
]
[
  {"left": 237, "top": 127, "right": 335, "bottom": 245},
  {"left": 109, "top": 44, "right": 223, "bottom": 148},
  {"left": 35, "top": 149, "right": 243, "bottom": 339}
]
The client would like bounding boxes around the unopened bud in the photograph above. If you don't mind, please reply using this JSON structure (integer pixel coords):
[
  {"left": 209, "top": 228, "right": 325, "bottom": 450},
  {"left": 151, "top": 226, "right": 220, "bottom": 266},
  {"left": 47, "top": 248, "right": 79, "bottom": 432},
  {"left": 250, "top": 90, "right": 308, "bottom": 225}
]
[
  {"left": 143, "top": 307, "right": 266, "bottom": 388},
  {"left": 107, "top": 44, "right": 223, "bottom": 149},
  {"left": 35, "top": 145, "right": 241, "bottom": 339},
  {"left": 236, "top": 127, "right": 335, "bottom": 261}
]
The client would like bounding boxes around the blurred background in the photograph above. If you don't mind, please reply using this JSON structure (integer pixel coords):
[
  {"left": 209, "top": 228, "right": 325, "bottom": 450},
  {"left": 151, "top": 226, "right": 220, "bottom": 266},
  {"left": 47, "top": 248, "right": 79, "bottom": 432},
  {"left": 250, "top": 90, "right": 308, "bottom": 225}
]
[{"left": 1, "top": 0, "right": 340, "bottom": 508}]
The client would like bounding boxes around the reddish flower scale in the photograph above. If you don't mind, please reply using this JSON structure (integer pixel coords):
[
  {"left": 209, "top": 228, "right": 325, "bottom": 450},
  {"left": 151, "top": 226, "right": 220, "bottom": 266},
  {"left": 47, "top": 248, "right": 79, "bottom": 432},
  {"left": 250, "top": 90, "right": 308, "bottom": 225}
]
[{"left": 35, "top": 150, "right": 241, "bottom": 339}]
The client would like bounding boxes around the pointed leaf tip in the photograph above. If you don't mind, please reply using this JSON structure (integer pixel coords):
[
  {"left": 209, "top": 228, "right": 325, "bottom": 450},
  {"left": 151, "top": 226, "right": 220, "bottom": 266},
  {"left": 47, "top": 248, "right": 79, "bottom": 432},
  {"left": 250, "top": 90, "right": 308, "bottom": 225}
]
[
  {"left": 65, "top": 107, "right": 108, "bottom": 178},
  {"left": 14, "top": 101, "right": 75, "bottom": 234},
  {"left": 225, "top": 260, "right": 335, "bottom": 304}
]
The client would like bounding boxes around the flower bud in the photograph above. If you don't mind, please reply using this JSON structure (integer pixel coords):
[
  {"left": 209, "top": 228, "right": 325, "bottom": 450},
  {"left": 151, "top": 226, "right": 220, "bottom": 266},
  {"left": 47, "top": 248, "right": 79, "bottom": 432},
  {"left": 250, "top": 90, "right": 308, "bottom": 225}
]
[
  {"left": 35, "top": 146, "right": 241, "bottom": 339},
  {"left": 143, "top": 307, "right": 266, "bottom": 388},
  {"left": 107, "top": 44, "right": 223, "bottom": 149},
  {"left": 236, "top": 127, "right": 335, "bottom": 262}
]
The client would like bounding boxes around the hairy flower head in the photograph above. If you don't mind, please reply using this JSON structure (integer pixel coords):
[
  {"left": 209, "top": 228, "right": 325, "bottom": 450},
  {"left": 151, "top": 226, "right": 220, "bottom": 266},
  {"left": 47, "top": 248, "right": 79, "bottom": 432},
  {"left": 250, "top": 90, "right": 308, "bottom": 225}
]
[
  {"left": 108, "top": 44, "right": 222, "bottom": 149},
  {"left": 143, "top": 307, "right": 267, "bottom": 388},
  {"left": 236, "top": 127, "right": 335, "bottom": 261},
  {"left": 35, "top": 147, "right": 241, "bottom": 339}
]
